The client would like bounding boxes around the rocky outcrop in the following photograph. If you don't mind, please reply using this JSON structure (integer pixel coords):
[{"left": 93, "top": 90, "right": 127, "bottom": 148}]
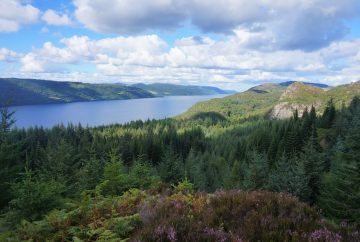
[
  {"left": 270, "top": 82, "right": 324, "bottom": 119},
  {"left": 270, "top": 101, "right": 322, "bottom": 119}
]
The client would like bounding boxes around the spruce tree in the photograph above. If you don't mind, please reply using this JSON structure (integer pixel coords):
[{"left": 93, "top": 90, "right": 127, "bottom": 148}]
[
  {"left": 7, "top": 167, "right": 64, "bottom": 225},
  {"left": 0, "top": 106, "right": 19, "bottom": 208},
  {"left": 267, "top": 154, "right": 309, "bottom": 201},
  {"left": 229, "top": 160, "right": 245, "bottom": 189},
  {"left": 301, "top": 134, "right": 324, "bottom": 204},
  {"left": 242, "top": 151, "right": 269, "bottom": 190},
  {"left": 158, "top": 149, "right": 184, "bottom": 184},
  {"left": 320, "top": 99, "right": 336, "bottom": 129},
  {"left": 319, "top": 120, "right": 360, "bottom": 225},
  {"left": 96, "top": 152, "right": 133, "bottom": 196}
]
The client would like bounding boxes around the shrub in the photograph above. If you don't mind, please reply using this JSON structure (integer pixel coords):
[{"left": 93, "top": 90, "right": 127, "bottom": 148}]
[
  {"left": 4, "top": 190, "right": 360, "bottom": 242},
  {"left": 134, "top": 190, "right": 359, "bottom": 242}
]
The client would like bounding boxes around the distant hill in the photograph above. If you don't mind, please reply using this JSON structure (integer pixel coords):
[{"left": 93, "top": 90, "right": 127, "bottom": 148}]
[
  {"left": 0, "top": 78, "right": 154, "bottom": 107},
  {"left": 180, "top": 81, "right": 360, "bottom": 121},
  {"left": 0, "top": 79, "right": 236, "bottom": 107},
  {"left": 132, "top": 83, "right": 236, "bottom": 96},
  {"left": 279, "top": 81, "right": 331, "bottom": 89}
]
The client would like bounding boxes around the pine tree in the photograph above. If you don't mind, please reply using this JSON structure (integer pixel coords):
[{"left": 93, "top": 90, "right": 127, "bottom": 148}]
[
  {"left": 320, "top": 99, "right": 336, "bottom": 129},
  {"left": 0, "top": 106, "right": 15, "bottom": 135},
  {"left": 242, "top": 151, "right": 269, "bottom": 190},
  {"left": 41, "top": 139, "right": 77, "bottom": 194},
  {"left": 77, "top": 155, "right": 104, "bottom": 191},
  {"left": 0, "top": 106, "right": 20, "bottom": 208},
  {"left": 130, "top": 158, "right": 160, "bottom": 190},
  {"left": 228, "top": 159, "right": 245, "bottom": 189},
  {"left": 319, "top": 119, "right": 360, "bottom": 225},
  {"left": 267, "top": 154, "right": 309, "bottom": 201},
  {"left": 6, "top": 167, "right": 63, "bottom": 225},
  {"left": 185, "top": 149, "right": 207, "bottom": 191},
  {"left": 158, "top": 149, "right": 184, "bottom": 184},
  {"left": 301, "top": 134, "right": 324, "bottom": 204},
  {"left": 96, "top": 152, "right": 133, "bottom": 196}
]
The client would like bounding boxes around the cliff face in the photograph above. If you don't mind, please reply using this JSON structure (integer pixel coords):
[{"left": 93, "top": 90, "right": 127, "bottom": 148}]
[
  {"left": 270, "top": 101, "right": 322, "bottom": 119},
  {"left": 270, "top": 82, "right": 324, "bottom": 119}
]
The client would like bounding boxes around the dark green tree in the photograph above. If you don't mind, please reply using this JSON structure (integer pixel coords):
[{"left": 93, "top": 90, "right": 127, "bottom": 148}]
[
  {"left": 300, "top": 135, "right": 324, "bottom": 204},
  {"left": 6, "top": 168, "right": 63, "bottom": 226},
  {"left": 242, "top": 152, "right": 269, "bottom": 190},
  {"left": 96, "top": 152, "right": 133, "bottom": 196},
  {"left": 320, "top": 99, "right": 336, "bottom": 129},
  {"left": 319, "top": 121, "right": 360, "bottom": 225},
  {"left": 0, "top": 106, "right": 20, "bottom": 208},
  {"left": 267, "top": 154, "right": 309, "bottom": 200},
  {"left": 158, "top": 149, "right": 184, "bottom": 184}
]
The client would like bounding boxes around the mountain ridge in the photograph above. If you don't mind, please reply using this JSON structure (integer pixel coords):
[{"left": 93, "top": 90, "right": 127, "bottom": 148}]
[
  {"left": 132, "top": 83, "right": 236, "bottom": 96},
  {"left": 0, "top": 78, "right": 154, "bottom": 107},
  {"left": 180, "top": 81, "right": 360, "bottom": 120},
  {"left": 0, "top": 78, "right": 234, "bottom": 107}
]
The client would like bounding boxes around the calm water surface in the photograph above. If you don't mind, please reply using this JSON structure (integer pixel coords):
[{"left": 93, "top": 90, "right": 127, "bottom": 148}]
[{"left": 10, "top": 95, "right": 227, "bottom": 128}]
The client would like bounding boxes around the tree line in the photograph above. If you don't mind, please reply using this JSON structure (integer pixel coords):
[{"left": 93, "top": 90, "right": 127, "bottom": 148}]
[{"left": 0, "top": 97, "right": 359, "bottom": 229}]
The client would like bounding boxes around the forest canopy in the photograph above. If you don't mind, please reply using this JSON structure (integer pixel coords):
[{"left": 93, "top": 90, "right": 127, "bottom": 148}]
[{"left": 1, "top": 94, "right": 360, "bottom": 241}]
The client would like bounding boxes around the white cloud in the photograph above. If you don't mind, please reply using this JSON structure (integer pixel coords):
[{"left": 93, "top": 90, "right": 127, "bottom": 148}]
[
  {"left": 10, "top": 32, "right": 359, "bottom": 89},
  {"left": 0, "top": 48, "right": 20, "bottom": 61},
  {"left": 19, "top": 35, "right": 168, "bottom": 73},
  {"left": 21, "top": 53, "right": 45, "bottom": 72},
  {"left": 42, "top": 10, "right": 72, "bottom": 26},
  {"left": 74, "top": 0, "right": 187, "bottom": 34},
  {"left": 0, "top": 0, "right": 39, "bottom": 32},
  {"left": 73, "top": 0, "right": 360, "bottom": 51}
]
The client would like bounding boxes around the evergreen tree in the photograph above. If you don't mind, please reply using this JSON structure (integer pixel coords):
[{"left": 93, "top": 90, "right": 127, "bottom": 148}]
[
  {"left": 0, "top": 106, "right": 15, "bottom": 135},
  {"left": 242, "top": 152, "right": 269, "bottom": 190},
  {"left": 158, "top": 149, "right": 184, "bottom": 184},
  {"left": 319, "top": 120, "right": 360, "bottom": 225},
  {"left": 320, "top": 99, "right": 336, "bottom": 129},
  {"left": 96, "top": 153, "right": 133, "bottom": 196},
  {"left": 267, "top": 154, "right": 309, "bottom": 201},
  {"left": 130, "top": 158, "right": 159, "bottom": 190},
  {"left": 301, "top": 135, "right": 324, "bottom": 204},
  {"left": 41, "top": 139, "right": 77, "bottom": 194},
  {"left": 228, "top": 159, "right": 246, "bottom": 189},
  {"left": 77, "top": 155, "right": 104, "bottom": 191},
  {"left": 6, "top": 168, "right": 63, "bottom": 226},
  {"left": 0, "top": 106, "right": 20, "bottom": 208},
  {"left": 185, "top": 149, "right": 207, "bottom": 191}
]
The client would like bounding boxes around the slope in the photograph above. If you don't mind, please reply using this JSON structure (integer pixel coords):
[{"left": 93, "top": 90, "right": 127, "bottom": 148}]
[
  {"left": 132, "top": 83, "right": 236, "bottom": 96},
  {"left": 180, "top": 81, "right": 360, "bottom": 121},
  {"left": 0, "top": 78, "right": 154, "bottom": 106}
]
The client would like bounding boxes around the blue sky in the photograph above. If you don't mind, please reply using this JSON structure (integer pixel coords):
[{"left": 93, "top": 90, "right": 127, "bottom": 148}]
[{"left": 0, "top": 0, "right": 360, "bottom": 90}]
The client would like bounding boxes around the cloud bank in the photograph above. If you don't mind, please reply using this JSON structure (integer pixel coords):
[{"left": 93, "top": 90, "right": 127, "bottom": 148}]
[
  {"left": 74, "top": 0, "right": 360, "bottom": 51},
  {"left": 10, "top": 32, "right": 360, "bottom": 89},
  {"left": 0, "top": 0, "right": 39, "bottom": 32}
]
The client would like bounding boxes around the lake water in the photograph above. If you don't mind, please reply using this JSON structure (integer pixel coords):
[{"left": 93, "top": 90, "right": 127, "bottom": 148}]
[{"left": 10, "top": 95, "right": 227, "bottom": 129}]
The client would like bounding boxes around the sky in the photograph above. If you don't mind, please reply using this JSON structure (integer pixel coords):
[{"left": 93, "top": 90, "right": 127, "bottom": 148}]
[{"left": 0, "top": 0, "right": 360, "bottom": 90}]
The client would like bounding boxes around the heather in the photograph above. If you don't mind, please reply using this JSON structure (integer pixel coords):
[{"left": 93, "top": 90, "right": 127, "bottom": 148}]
[{"left": 2, "top": 185, "right": 359, "bottom": 242}]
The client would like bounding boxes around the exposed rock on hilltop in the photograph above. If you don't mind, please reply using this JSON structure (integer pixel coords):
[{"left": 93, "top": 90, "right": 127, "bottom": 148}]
[
  {"left": 181, "top": 80, "right": 360, "bottom": 121},
  {"left": 270, "top": 82, "right": 324, "bottom": 119},
  {"left": 270, "top": 101, "right": 322, "bottom": 119}
]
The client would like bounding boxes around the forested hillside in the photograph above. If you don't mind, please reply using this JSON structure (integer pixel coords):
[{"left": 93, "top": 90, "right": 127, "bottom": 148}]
[
  {"left": 1, "top": 80, "right": 360, "bottom": 240},
  {"left": 181, "top": 81, "right": 360, "bottom": 121},
  {"left": 132, "top": 83, "right": 235, "bottom": 96},
  {"left": 0, "top": 78, "right": 234, "bottom": 107},
  {"left": 0, "top": 78, "right": 154, "bottom": 107}
]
